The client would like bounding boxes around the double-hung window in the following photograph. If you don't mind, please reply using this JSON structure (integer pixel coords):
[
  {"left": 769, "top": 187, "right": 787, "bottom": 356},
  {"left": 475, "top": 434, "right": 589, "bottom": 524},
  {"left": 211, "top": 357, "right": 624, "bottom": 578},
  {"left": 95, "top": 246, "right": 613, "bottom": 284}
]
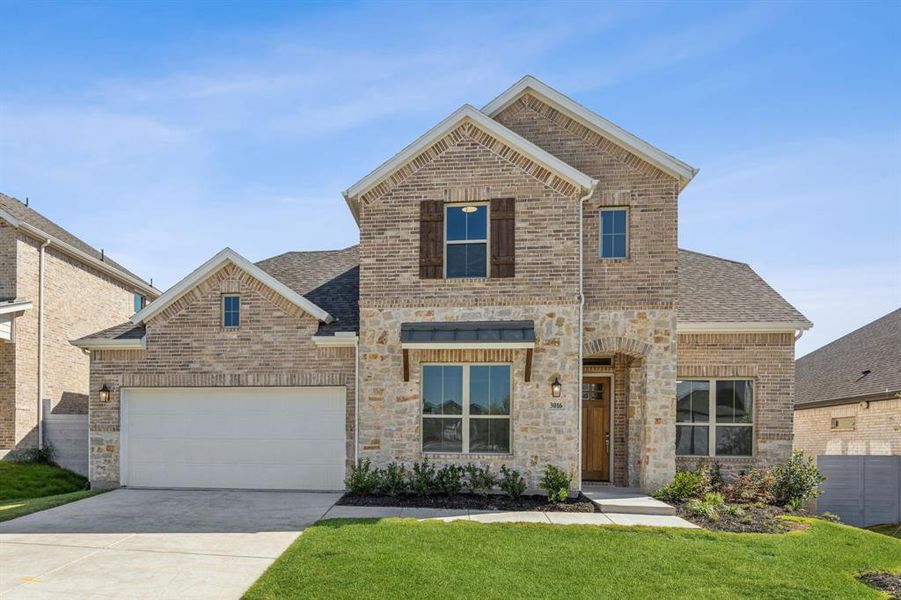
[
  {"left": 599, "top": 208, "right": 628, "bottom": 259},
  {"left": 422, "top": 364, "right": 511, "bottom": 454},
  {"left": 445, "top": 204, "right": 488, "bottom": 278},
  {"left": 676, "top": 379, "right": 753, "bottom": 457},
  {"left": 222, "top": 295, "right": 240, "bottom": 328}
]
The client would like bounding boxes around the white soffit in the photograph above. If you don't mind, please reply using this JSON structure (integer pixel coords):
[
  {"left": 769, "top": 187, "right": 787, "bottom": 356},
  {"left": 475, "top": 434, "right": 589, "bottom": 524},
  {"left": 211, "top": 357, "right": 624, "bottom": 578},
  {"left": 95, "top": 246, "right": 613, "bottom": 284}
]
[
  {"left": 131, "top": 247, "right": 333, "bottom": 325},
  {"left": 482, "top": 75, "right": 699, "bottom": 190},
  {"left": 677, "top": 321, "right": 813, "bottom": 333}
]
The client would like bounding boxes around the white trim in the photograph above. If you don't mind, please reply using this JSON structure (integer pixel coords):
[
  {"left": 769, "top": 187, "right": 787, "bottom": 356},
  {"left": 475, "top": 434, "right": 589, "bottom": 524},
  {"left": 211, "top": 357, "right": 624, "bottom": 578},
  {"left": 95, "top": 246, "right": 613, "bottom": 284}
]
[
  {"left": 599, "top": 207, "right": 629, "bottom": 260},
  {"left": 130, "top": 247, "right": 333, "bottom": 325},
  {"left": 677, "top": 321, "right": 812, "bottom": 333},
  {"left": 72, "top": 337, "right": 146, "bottom": 350},
  {"left": 676, "top": 378, "right": 755, "bottom": 459},
  {"left": 401, "top": 341, "right": 535, "bottom": 350},
  {"left": 221, "top": 294, "right": 241, "bottom": 329},
  {"left": 312, "top": 334, "right": 359, "bottom": 347},
  {"left": 444, "top": 201, "right": 489, "bottom": 279},
  {"left": 0, "top": 300, "right": 33, "bottom": 316},
  {"left": 0, "top": 208, "right": 160, "bottom": 297},
  {"left": 342, "top": 104, "right": 597, "bottom": 221},
  {"left": 482, "top": 76, "right": 698, "bottom": 190}
]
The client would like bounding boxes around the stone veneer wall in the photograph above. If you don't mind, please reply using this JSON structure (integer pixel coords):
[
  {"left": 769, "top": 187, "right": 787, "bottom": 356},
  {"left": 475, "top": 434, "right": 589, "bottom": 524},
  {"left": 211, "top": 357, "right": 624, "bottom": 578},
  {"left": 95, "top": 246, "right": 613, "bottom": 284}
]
[
  {"left": 794, "top": 396, "right": 901, "bottom": 457},
  {"left": 88, "top": 263, "right": 355, "bottom": 486},
  {"left": 359, "top": 304, "right": 580, "bottom": 489},
  {"left": 676, "top": 332, "right": 796, "bottom": 475}
]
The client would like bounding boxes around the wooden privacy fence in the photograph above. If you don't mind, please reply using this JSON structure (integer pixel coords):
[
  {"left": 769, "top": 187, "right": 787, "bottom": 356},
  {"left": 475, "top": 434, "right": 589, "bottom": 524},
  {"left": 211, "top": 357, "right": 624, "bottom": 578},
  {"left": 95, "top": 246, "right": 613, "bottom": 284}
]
[{"left": 816, "top": 455, "right": 900, "bottom": 527}]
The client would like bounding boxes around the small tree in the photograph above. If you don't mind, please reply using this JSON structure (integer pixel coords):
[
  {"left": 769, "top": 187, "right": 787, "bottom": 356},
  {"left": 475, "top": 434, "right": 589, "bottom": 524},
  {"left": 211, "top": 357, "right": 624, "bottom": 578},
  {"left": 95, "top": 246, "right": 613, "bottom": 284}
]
[{"left": 772, "top": 450, "right": 826, "bottom": 507}]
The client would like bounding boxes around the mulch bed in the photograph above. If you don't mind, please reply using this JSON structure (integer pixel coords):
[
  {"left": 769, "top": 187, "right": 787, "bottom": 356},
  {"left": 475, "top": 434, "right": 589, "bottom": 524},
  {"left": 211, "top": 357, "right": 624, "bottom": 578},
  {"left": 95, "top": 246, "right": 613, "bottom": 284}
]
[
  {"left": 337, "top": 492, "right": 598, "bottom": 513},
  {"left": 674, "top": 502, "right": 793, "bottom": 533},
  {"left": 858, "top": 572, "right": 901, "bottom": 599}
]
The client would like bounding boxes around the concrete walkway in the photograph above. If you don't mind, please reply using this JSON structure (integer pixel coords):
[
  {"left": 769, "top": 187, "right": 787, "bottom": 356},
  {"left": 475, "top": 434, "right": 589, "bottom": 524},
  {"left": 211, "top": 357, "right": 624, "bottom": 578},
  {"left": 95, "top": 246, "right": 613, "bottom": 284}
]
[
  {"left": 0, "top": 489, "right": 341, "bottom": 599},
  {"left": 582, "top": 486, "right": 676, "bottom": 516},
  {"left": 323, "top": 505, "right": 698, "bottom": 528}
]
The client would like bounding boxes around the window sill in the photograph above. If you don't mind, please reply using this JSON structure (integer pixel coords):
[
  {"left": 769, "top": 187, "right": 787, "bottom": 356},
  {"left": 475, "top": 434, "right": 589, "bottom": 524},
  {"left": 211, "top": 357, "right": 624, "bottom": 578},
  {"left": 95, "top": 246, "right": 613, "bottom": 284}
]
[
  {"left": 676, "top": 455, "right": 755, "bottom": 460},
  {"left": 598, "top": 257, "right": 630, "bottom": 263},
  {"left": 423, "top": 452, "right": 513, "bottom": 459}
]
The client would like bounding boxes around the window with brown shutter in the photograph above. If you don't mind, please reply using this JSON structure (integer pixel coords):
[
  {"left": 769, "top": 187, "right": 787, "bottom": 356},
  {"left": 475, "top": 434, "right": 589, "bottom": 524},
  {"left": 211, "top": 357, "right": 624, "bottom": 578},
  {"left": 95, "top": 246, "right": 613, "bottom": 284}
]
[
  {"left": 490, "top": 197, "right": 515, "bottom": 278},
  {"left": 419, "top": 200, "right": 444, "bottom": 279}
]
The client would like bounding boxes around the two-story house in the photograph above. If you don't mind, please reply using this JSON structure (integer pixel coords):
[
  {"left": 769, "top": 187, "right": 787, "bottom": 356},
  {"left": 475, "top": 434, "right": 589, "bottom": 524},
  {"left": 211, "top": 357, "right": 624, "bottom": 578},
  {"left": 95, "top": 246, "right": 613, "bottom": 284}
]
[
  {"left": 75, "top": 76, "right": 810, "bottom": 491},
  {"left": 1, "top": 193, "right": 159, "bottom": 464}
]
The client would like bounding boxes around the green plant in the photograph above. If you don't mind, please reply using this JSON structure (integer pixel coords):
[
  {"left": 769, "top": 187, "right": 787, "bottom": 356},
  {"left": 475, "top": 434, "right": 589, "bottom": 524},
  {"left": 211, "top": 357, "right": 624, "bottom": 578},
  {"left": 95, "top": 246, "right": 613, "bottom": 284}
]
[
  {"left": 723, "top": 468, "right": 775, "bottom": 504},
  {"left": 539, "top": 464, "right": 570, "bottom": 503},
  {"left": 785, "top": 497, "right": 803, "bottom": 512},
  {"left": 772, "top": 450, "right": 826, "bottom": 507},
  {"left": 464, "top": 463, "right": 497, "bottom": 496},
  {"left": 345, "top": 458, "right": 379, "bottom": 496},
  {"left": 378, "top": 462, "right": 408, "bottom": 496},
  {"left": 820, "top": 512, "right": 841, "bottom": 523},
  {"left": 685, "top": 498, "right": 720, "bottom": 521},
  {"left": 651, "top": 469, "right": 704, "bottom": 502},
  {"left": 499, "top": 465, "right": 526, "bottom": 500},
  {"left": 436, "top": 464, "right": 464, "bottom": 495},
  {"left": 723, "top": 504, "right": 745, "bottom": 517},
  {"left": 9, "top": 443, "right": 56, "bottom": 465},
  {"left": 702, "top": 492, "right": 725, "bottom": 508},
  {"left": 409, "top": 459, "right": 439, "bottom": 496}
]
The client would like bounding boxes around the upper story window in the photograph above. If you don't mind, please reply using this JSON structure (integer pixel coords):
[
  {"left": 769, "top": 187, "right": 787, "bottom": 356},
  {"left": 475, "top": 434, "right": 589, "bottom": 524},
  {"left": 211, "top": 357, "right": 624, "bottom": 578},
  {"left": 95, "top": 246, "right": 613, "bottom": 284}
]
[
  {"left": 599, "top": 208, "right": 628, "bottom": 259},
  {"left": 222, "top": 295, "right": 240, "bottom": 328},
  {"left": 133, "top": 293, "right": 145, "bottom": 313},
  {"left": 676, "top": 379, "right": 753, "bottom": 457},
  {"left": 445, "top": 204, "right": 488, "bottom": 278}
]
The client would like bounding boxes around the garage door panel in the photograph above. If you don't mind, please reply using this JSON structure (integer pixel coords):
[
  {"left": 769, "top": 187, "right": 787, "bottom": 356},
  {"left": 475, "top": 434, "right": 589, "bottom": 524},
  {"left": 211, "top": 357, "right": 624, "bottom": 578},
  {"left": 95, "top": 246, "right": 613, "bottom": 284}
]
[{"left": 122, "top": 387, "right": 346, "bottom": 490}]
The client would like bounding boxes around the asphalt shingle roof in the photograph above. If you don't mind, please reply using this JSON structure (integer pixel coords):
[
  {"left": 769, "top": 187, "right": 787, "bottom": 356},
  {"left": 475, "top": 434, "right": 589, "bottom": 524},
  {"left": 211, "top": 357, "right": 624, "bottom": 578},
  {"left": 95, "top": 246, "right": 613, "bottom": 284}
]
[
  {"left": 73, "top": 321, "right": 146, "bottom": 344},
  {"left": 0, "top": 193, "right": 151, "bottom": 286},
  {"left": 678, "top": 249, "right": 810, "bottom": 325},
  {"left": 795, "top": 308, "right": 901, "bottom": 407}
]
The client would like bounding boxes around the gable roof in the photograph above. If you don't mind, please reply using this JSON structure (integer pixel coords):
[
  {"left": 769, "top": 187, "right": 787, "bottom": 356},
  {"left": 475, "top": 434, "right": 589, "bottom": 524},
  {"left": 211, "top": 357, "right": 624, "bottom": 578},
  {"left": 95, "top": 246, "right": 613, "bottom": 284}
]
[
  {"left": 677, "top": 249, "right": 811, "bottom": 331},
  {"left": 482, "top": 76, "right": 698, "bottom": 190},
  {"left": 795, "top": 308, "right": 901, "bottom": 408},
  {"left": 131, "top": 247, "right": 333, "bottom": 325},
  {"left": 0, "top": 193, "right": 159, "bottom": 297},
  {"left": 342, "top": 104, "right": 597, "bottom": 223}
]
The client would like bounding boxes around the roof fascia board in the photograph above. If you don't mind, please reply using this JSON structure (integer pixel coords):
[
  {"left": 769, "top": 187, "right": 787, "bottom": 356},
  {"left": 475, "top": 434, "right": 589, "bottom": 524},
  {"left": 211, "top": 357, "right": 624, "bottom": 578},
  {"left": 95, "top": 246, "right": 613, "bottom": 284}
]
[
  {"left": 131, "top": 248, "right": 333, "bottom": 325},
  {"left": 401, "top": 341, "right": 535, "bottom": 350},
  {"left": 678, "top": 321, "right": 813, "bottom": 333},
  {"left": 312, "top": 334, "right": 359, "bottom": 347},
  {"left": 795, "top": 390, "right": 899, "bottom": 410},
  {"left": 343, "top": 104, "right": 596, "bottom": 205},
  {"left": 0, "top": 301, "right": 33, "bottom": 316},
  {"left": 71, "top": 337, "right": 146, "bottom": 350},
  {"left": 482, "top": 76, "right": 698, "bottom": 189},
  {"left": 0, "top": 208, "right": 160, "bottom": 297}
]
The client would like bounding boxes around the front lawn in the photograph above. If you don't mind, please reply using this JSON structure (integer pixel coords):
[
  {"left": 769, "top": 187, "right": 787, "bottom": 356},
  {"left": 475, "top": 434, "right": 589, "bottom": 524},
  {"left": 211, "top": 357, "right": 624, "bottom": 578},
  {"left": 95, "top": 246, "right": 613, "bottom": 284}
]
[
  {"left": 870, "top": 523, "right": 901, "bottom": 539},
  {"left": 245, "top": 518, "right": 901, "bottom": 599},
  {"left": 0, "top": 461, "right": 99, "bottom": 522}
]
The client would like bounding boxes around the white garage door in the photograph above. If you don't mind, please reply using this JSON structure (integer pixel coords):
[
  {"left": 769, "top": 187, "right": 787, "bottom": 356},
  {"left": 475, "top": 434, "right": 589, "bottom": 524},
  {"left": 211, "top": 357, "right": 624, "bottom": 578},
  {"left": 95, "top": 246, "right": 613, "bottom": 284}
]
[{"left": 121, "top": 387, "right": 346, "bottom": 490}]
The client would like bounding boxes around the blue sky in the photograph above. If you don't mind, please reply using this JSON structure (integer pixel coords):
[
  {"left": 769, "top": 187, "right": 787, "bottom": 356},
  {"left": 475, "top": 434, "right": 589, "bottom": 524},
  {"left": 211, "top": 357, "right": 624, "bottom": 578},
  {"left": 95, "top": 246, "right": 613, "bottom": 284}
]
[{"left": 1, "top": 0, "right": 898, "bottom": 356}]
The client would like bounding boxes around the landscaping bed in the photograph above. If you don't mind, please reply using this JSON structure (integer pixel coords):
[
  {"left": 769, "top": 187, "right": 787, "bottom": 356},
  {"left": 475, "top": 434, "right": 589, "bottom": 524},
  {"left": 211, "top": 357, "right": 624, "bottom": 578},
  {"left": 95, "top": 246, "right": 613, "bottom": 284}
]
[
  {"left": 337, "top": 492, "right": 598, "bottom": 513},
  {"left": 858, "top": 572, "right": 901, "bottom": 599},
  {"left": 673, "top": 501, "right": 792, "bottom": 533}
]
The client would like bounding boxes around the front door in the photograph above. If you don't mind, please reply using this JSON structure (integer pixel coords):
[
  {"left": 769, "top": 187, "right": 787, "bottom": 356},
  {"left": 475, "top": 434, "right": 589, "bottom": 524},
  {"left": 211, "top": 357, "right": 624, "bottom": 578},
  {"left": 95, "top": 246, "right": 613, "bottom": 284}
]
[{"left": 581, "top": 377, "right": 611, "bottom": 481}]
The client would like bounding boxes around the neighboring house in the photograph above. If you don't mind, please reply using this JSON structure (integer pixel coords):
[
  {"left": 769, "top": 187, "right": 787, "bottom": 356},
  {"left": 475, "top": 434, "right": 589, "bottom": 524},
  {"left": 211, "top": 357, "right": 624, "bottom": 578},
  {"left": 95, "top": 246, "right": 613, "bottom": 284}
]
[
  {"left": 0, "top": 193, "right": 159, "bottom": 456},
  {"left": 74, "top": 76, "right": 810, "bottom": 492},
  {"left": 794, "top": 308, "right": 901, "bottom": 457}
]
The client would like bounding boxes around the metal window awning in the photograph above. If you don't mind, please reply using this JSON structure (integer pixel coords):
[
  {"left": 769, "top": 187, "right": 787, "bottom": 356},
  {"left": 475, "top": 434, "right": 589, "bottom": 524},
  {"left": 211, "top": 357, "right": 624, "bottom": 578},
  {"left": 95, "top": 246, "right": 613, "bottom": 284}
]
[{"left": 399, "top": 320, "right": 536, "bottom": 382}]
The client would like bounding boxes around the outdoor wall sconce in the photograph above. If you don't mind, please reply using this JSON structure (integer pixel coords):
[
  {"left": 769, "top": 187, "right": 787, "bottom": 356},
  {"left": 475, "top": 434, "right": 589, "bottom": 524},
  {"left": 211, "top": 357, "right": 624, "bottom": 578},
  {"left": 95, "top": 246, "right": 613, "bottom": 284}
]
[
  {"left": 98, "top": 384, "right": 111, "bottom": 402},
  {"left": 551, "top": 377, "right": 562, "bottom": 398}
]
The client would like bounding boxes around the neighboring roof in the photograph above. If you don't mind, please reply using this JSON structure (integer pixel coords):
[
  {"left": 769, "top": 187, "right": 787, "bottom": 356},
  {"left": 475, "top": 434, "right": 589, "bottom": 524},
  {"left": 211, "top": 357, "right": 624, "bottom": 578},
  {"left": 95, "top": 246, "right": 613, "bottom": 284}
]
[
  {"left": 677, "top": 249, "right": 811, "bottom": 331},
  {"left": 72, "top": 321, "right": 147, "bottom": 349},
  {"left": 0, "top": 193, "right": 158, "bottom": 297},
  {"left": 401, "top": 320, "right": 535, "bottom": 348},
  {"left": 256, "top": 246, "right": 360, "bottom": 336},
  {"left": 131, "top": 247, "right": 333, "bottom": 326},
  {"left": 482, "top": 76, "right": 698, "bottom": 191},
  {"left": 795, "top": 308, "right": 901, "bottom": 408},
  {"left": 342, "top": 104, "right": 597, "bottom": 222}
]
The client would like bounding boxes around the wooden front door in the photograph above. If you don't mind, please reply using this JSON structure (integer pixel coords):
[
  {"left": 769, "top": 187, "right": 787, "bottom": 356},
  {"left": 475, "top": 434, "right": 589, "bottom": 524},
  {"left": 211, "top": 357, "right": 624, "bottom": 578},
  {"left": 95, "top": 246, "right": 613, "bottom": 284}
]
[{"left": 582, "top": 377, "right": 611, "bottom": 481}]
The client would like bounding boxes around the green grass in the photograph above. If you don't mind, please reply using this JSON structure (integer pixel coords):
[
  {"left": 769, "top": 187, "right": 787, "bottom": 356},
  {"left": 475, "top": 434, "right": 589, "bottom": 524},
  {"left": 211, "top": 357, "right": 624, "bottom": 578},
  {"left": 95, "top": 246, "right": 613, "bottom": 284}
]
[
  {"left": 869, "top": 523, "right": 901, "bottom": 539},
  {"left": 0, "top": 460, "right": 97, "bottom": 522},
  {"left": 245, "top": 518, "right": 901, "bottom": 600}
]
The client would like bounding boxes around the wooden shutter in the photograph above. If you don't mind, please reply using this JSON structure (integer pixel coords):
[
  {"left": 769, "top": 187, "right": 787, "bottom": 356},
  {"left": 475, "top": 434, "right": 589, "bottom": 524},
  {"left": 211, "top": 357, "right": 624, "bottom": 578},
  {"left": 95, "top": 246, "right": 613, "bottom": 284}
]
[
  {"left": 490, "top": 197, "right": 515, "bottom": 278},
  {"left": 419, "top": 200, "right": 444, "bottom": 279}
]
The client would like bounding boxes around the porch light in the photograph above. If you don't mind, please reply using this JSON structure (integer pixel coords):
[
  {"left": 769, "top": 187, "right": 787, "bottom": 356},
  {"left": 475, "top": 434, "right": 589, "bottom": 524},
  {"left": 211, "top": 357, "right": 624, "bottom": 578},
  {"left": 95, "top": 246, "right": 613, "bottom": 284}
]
[
  {"left": 461, "top": 205, "right": 478, "bottom": 213},
  {"left": 551, "top": 377, "right": 562, "bottom": 398},
  {"left": 98, "top": 384, "right": 110, "bottom": 403}
]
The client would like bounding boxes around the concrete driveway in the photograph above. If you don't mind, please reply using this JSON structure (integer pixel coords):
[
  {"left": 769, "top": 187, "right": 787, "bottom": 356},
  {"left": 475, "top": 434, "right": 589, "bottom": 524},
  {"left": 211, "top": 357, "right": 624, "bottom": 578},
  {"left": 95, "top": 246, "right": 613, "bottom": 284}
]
[{"left": 0, "top": 489, "right": 340, "bottom": 599}]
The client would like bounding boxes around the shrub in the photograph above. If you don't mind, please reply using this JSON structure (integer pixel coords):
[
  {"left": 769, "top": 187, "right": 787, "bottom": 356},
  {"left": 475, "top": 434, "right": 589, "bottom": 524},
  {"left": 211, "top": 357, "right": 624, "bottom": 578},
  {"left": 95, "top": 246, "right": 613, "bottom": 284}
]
[
  {"left": 10, "top": 443, "right": 56, "bottom": 465},
  {"left": 409, "top": 459, "right": 439, "bottom": 496},
  {"left": 702, "top": 491, "right": 725, "bottom": 508},
  {"left": 436, "top": 464, "right": 464, "bottom": 495},
  {"left": 499, "top": 465, "right": 526, "bottom": 500},
  {"left": 723, "top": 468, "right": 775, "bottom": 504},
  {"left": 685, "top": 498, "right": 720, "bottom": 522},
  {"left": 539, "top": 464, "right": 571, "bottom": 503},
  {"left": 772, "top": 450, "right": 826, "bottom": 507},
  {"left": 651, "top": 469, "right": 704, "bottom": 502},
  {"left": 464, "top": 463, "right": 497, "bottom": 496},
  {"left": 820, "top": 512, "right": 841, "bottom": 523},
  {"left": 785, "top": 497, "right": 803, "bottom": 513},
  {"left": 723, "top": 503, "right": 745, "bottom": 517},
  {"left": 345, "top": 458, "right": 379, "bottom": 496},
  {"left": 378, "top": 462, "right": 408, "bottom": 496}
]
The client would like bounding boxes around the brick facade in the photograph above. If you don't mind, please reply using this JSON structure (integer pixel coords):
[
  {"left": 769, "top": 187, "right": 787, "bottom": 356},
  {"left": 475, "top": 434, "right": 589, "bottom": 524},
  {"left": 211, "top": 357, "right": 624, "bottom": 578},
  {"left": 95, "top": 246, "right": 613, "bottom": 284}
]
[
  {"left": 88, "top": 263, "right": 355, "bottom": 485},
  {"left": 794, "top": 396, "right": 901, "bottom": 457}
]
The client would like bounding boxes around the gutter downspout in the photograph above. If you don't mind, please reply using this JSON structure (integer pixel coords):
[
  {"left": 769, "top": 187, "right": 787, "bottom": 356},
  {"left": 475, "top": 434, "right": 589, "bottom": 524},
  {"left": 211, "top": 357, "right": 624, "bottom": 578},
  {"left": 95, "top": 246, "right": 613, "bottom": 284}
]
[
  {"left": 37, "top": 239, "right": 50, "bottom": 449},
  {"left": 354, "top": 335, "right": 360, "bottom": 464},
  {"left": 576, "top": 183, "right": 596, "bottom": 492}
]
